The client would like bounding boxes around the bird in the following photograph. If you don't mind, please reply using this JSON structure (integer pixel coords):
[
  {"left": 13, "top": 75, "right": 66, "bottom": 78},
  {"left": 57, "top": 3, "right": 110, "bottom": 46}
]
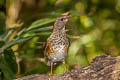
[{"left": 44, "top": 15, "right": 73, "bottom": 75}]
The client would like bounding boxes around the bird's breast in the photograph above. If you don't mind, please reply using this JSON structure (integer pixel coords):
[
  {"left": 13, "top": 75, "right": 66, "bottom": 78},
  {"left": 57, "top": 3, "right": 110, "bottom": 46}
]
[{"left": 46, "top": 32, "right": 69, "bottom": 63}]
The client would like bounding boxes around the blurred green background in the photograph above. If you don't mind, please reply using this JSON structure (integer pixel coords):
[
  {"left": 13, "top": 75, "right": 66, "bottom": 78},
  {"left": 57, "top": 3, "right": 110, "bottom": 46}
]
[{"left": 0, "top": 0, "right": 120, "bottom": 79}]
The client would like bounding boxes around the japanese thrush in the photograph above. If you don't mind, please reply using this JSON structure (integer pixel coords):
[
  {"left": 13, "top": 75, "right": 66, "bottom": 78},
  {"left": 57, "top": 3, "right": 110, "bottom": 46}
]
[{"left": 44, "top": 15, "right": 73, "bottom": 74}]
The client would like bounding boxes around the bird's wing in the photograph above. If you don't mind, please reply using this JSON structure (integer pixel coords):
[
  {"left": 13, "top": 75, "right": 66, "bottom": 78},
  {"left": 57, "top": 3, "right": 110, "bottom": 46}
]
[
  {"left": 44, "top": 41, "right": 55, "bottom": 59},
  {"left": 64, "top": 39, "right": 70, "bottom": 55}
]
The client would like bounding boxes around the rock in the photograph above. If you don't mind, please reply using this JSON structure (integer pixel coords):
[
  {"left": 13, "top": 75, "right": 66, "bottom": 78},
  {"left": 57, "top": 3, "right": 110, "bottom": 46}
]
[{"left": 16, "top": 55, "right": 120, "bottom": 80}]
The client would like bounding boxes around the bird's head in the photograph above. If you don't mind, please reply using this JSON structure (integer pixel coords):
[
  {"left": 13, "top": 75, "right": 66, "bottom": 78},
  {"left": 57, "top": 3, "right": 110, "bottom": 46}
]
[{"left": 54, "top": 15, "right": 73, "bottom": 30}]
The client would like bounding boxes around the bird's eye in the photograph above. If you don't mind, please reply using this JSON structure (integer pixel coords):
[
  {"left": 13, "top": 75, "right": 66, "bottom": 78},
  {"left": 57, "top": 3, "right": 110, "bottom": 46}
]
[{"left": 61, "top": 18, "right": 64, "bottom": 21}]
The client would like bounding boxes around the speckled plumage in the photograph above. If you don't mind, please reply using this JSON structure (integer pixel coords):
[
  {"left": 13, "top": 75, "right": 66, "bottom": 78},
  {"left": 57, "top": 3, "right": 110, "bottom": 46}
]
[
  {"left": 45, "top": 28, "right": 69, "bottom": 65},
  {"left": 44, "top": 15, "right": 72, "bottom": 74}
]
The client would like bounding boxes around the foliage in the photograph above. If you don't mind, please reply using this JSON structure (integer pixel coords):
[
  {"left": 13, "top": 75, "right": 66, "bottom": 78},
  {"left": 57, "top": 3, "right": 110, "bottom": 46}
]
[{"left": 0, "top": 0, "right": 120, "bottom": 79}]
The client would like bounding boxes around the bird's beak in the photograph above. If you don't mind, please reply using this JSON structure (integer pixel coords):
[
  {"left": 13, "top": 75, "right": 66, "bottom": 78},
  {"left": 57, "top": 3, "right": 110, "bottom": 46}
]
[
  {"left": 63, "top": 15, "right": 74, "bottom": 22},
  {"left": 67, "top": 15, "right": 74, "bottom": 19},
  {"left": 64, "top": 15, "right": 74, "bottom": 22}
]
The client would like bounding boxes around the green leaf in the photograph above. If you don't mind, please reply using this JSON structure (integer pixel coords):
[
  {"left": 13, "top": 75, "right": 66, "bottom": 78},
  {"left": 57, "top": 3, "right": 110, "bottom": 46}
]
[
  {"left": 3, "top": 31, "right": 14, "bottom": 42},
  {"left": 26, "top": 18, "right": 55, "bottom": 31},
  {"left": 13, "top": 36, "right": 34, "bottom": 44},
  {"left": 0, "top": 41, "right": 5, "bottom": 54},
  {"left": 0, "top": 41, "right": 5, "bottom": 47},
  {"left": 4, "top": 48, "right": 18, "bottom": 74},
  {"left": 3, "top": 36, "right": 34, "bottom": 51},
  {"left": 0, "top": 56, "right": 16, "bottom": 79},
  {"left": 0, "top": 40, "right": 16, "bottom": 79},
  {"left": 54, "top": 64, "right": 67, "bottom": 74},
  {"left": 26, "top": 26, "right": 53, "bottom": 33}
]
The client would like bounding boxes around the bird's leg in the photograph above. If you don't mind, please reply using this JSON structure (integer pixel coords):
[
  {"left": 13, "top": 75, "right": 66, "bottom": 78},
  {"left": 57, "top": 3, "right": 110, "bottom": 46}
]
[
  {"left": 63, "top": 60, "right": 68, "bottom": 72},
  {"left": 51, "top": 62, "right": 53, "bottom": 75}
]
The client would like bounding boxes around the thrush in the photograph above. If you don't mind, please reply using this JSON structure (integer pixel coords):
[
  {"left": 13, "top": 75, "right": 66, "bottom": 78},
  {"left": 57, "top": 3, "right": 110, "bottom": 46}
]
[{"left": 44, "top": 15, "right": 73, "bottom": 74}]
